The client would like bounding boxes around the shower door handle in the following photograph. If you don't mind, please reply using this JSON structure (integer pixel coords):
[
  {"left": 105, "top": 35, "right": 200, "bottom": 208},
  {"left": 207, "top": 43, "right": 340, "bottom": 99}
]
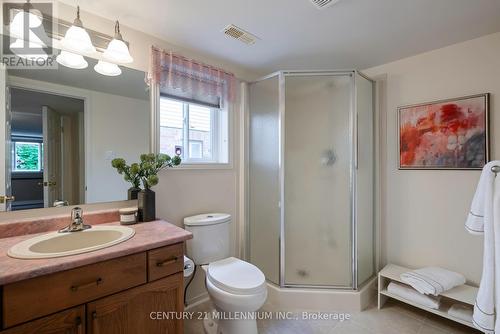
[
  {"left": 355, "top": 113, "right": 359, "bottom": 169},
  {"left": 321, "top": 149, "right": 336, "bottom": 166}
]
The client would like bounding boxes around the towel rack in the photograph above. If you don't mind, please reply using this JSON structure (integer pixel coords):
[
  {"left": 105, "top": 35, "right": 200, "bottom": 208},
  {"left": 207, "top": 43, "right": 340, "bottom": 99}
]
[{"left": 492, "top": 165, "right": 500, "bottom": 177}]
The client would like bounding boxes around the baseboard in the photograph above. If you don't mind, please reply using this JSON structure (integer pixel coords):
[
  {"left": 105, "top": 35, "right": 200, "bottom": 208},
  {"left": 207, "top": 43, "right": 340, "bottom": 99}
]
[{"left": 185, "top": 293, "right": 210, "bottom": 310}]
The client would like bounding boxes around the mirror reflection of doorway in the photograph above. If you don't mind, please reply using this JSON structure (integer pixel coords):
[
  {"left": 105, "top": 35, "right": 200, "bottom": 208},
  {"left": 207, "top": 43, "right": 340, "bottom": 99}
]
[{"left": 10, "top": 88, "right": 84, "bottom": 210}]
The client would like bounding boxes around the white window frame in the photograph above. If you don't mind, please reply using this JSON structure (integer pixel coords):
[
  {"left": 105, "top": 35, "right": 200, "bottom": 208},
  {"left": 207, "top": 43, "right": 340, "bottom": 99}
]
[{"left": 155, "top": 93, "right": 232, "bottom": 169}]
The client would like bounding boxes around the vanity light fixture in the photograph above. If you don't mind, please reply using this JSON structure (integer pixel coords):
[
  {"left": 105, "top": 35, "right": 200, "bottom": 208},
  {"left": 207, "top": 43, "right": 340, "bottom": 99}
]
[
  {"left": 94, "top": 60, "right": 122, "bottom": 76},
  {"left": 9, "top": 1, "right": 42, "bottom": 40},
  {"left": 102, "top": 21, "right": 133, "bottom": 64},
  {"left": 56, "top": 50, "right": 88, "bottom": 69},
  {"left": 60, "top": 6, "right": 96, "bottom": 55}
]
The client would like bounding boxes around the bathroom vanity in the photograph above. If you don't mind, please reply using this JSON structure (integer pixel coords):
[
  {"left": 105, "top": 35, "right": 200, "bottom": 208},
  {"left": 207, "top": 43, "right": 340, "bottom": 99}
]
[{"left": 0, "top": 216, "right": 192, "bottom": 334}]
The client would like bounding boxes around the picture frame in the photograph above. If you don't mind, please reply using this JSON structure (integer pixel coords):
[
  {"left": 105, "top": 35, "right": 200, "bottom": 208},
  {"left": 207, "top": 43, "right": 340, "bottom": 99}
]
[{"left": 398, "top": 93, "right": 490, "bottom": 170}]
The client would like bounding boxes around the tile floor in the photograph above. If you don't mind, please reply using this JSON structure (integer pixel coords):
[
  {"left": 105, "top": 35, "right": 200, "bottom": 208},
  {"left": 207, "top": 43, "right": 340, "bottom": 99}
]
[{"left": 184, "top": 299, "right": 481, "bottom": 334}]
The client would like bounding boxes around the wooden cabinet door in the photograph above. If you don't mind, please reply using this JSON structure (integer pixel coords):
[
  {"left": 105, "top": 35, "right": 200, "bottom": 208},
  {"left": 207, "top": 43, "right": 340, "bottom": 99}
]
[
  {"left": 0, "top": 306, "right": 84, "bottom": 334},
  {"left": 87, "top": 272, "right": 184, "bottom": 334}
]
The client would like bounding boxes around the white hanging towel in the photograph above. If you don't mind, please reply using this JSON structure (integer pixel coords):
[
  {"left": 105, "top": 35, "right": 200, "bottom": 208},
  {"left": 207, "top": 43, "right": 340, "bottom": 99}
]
[
  {"left": 465, "top": 160, "right": 500, "bottom": 334},
  {"left": 400, "top": 267, "right": 466, "bottom": 296}
]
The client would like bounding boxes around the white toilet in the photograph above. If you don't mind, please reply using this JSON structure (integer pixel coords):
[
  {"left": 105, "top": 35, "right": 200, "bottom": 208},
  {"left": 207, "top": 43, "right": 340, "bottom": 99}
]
[{"left": 184, "top": 213, "right": 267, "bottom": 334}]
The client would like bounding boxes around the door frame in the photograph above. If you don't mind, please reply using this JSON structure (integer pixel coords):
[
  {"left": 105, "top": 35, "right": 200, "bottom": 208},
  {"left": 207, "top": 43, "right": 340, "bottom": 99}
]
[
  {"left": 7, "top": 76, "right": 90, "bottom": 204},
  {"left": 0, "top": 64, "right": 12, "bottom": 212}
]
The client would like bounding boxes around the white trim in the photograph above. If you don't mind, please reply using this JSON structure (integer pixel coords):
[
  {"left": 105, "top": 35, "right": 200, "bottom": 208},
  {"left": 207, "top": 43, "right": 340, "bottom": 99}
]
[
  {"left": 168, "top": 163, "right": 233, "bottom": 170},
  {"left": 150, "top": 84, "right": 160, "bottom": 153},
  {"left": 7, "top": 76, "right": 91, "bottom": 203},
  {"left": 155, "top": 93, "right": 234, "bottom": 170},
  {"left": 239, "top": 82, "right": 248, "bottom": 259}
]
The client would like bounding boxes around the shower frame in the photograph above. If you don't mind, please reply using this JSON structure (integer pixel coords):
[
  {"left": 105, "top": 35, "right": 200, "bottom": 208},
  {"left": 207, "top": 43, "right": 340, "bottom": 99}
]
[{"left": 246, "top": 70, "right": 376, "bottom": 290}]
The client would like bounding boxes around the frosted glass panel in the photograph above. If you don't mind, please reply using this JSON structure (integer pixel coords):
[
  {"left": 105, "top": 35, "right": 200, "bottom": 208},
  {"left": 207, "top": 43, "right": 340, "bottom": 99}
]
[
  {"left": 356, "top": 74, "right": 375, "bottom": 286},
  {"left": 284, "top": 75, "right": 352, "bottom": 286},
  {"left": 248, "top": 75, "right": 280, "bottom": 284}
]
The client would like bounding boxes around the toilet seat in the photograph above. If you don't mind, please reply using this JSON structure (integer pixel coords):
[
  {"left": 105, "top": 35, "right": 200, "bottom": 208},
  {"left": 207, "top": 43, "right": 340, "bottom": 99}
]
[{"left": 207, "top": 257, "right": 266, "bottom": 295}]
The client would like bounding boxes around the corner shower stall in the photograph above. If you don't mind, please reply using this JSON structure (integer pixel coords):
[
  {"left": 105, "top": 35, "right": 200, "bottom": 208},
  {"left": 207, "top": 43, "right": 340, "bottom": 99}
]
[{"left": 247, "top": 70, "right": 375, "bottom": 290}]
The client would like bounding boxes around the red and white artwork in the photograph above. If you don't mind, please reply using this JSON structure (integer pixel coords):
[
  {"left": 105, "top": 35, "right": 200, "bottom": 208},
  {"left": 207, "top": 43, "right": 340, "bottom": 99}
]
[{"left": 399, "top": 94, "right": 489, "bottom": 169}]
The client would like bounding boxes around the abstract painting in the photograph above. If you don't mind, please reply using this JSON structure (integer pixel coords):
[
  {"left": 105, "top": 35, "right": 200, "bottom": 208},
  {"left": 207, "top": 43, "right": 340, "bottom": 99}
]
[{"left": 398, "top": 94, "right": 489, "bottom": 169}]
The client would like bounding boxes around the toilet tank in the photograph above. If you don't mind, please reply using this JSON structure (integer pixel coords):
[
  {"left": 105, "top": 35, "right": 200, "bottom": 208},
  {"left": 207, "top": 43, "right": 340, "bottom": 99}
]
[{"left": 184, "top": 213, "right": 231, "bottom": 264}]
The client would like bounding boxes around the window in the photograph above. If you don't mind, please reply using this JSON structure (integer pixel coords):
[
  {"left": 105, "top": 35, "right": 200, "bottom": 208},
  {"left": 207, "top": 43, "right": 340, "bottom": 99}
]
[
  {"left": 159, "top": 97, "right": 229, "bottom": 164},
  {"left": 13, "top": 141, "right": 43, "bottom": 172}
]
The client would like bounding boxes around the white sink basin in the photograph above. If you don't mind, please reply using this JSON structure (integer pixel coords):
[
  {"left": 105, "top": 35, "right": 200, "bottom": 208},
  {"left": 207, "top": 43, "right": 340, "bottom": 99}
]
[{"left": 8, "top": 226, "right": 135, "bottom": 259}]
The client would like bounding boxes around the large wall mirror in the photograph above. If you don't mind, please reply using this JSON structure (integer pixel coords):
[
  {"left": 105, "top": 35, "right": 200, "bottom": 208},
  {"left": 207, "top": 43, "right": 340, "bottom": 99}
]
[{"left": 0, "top": 49, "right": 150, "bottom": 211}]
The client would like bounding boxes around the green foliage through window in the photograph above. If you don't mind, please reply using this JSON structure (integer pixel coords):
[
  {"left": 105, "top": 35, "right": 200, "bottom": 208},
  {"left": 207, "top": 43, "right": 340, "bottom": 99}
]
[{"left": 14, "top": 142, "right": 42, "bottom": 172}]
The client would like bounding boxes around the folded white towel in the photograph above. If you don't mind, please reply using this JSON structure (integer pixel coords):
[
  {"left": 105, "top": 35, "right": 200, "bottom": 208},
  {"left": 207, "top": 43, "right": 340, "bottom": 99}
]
[
  {"left": 400, "top": 267, "right": 466, "bottom": 296},
  {"left": 387, "top": 282, "right": 441, "bottom": 310},
  {"left": 448, "top": 303, "right": 473, "bottom": 323}
]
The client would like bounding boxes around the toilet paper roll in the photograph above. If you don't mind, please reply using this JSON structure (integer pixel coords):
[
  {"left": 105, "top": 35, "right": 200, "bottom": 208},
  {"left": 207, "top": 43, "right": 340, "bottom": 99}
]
[{"left": 183, "top": 255, "right": 195, "bottom": 277}]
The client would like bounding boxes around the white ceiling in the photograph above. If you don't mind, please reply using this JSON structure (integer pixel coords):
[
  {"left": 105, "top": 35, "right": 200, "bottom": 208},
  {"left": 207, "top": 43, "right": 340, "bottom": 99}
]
[{"left": 61, "top": 0, "right": 500, "bottom": 74}]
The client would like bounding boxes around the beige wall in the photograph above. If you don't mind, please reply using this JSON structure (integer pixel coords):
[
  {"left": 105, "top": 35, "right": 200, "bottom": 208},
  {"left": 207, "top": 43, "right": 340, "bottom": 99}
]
[
  {"left": 85, "top": 92, "right": 149, "bottom": 204},
  {"left": 364, "top": 32, "right": 500, "bottom": 284}
]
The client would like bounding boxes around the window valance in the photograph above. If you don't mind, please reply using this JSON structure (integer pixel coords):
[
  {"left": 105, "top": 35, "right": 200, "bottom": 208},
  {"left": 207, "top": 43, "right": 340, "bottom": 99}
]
[{"left": 148, "top": 46, "right": 237, "bottom": 108}]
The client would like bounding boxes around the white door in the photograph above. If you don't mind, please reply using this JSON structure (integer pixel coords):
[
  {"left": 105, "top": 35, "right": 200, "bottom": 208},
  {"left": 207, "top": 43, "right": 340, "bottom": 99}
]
[
  {"left": 42, "top": 106, "right": 62, "bottom": 207},
  {"left": 0, "top": 64, "right": 13, "bottom": 211}
]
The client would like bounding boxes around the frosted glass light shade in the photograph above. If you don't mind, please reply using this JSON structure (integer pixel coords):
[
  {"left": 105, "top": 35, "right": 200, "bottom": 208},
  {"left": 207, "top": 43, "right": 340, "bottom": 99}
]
[
  {"left": 10, "top": 38, "right": 48, "bottom": 60},
  {"left": 94, "top": 60, "right": 121, "bottom": 76},
  {"left": 103, "top": 39, "right": 133, "bottom": 64},
  {"left": 9, "top": 10, "right": 43, "bottom": 39},
  {"left": 56, "top": 51, "right": 88, "bottom": 69},
  {"left": 61, "top": 25, "right": 96, "bottom": 55}
]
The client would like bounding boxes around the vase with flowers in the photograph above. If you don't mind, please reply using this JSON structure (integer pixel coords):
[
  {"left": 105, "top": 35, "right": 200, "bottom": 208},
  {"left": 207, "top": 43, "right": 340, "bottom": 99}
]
[
  {"left": 137, "top": 153, "right": 181, "bottom": 222},
  {"left": 111, "top": 159, "right": 142, "bottom": 200}
]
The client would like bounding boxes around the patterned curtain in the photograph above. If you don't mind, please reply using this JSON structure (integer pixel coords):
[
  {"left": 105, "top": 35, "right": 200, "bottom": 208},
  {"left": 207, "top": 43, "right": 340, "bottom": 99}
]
[{"left": 148, "top": 46, "right": 237, "bottom": 107}]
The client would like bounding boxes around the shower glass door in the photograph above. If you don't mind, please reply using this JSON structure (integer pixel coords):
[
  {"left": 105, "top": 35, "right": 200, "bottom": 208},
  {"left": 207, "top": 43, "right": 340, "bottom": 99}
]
[
  {"left": 248, "top": 74, "right": 281, "bottom": 285},
  {"left": 283, "top": 73, "right": 353, "bottom": 287}
]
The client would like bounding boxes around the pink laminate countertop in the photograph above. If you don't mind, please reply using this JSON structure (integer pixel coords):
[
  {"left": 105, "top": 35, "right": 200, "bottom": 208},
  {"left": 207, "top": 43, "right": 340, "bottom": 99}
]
[{"left": 0, "top": 220, "right": 192, "bottom": 286}]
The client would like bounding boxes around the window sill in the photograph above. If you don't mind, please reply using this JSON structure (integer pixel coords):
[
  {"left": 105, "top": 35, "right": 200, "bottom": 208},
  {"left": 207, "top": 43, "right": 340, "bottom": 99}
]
[{"left": 170, "top": 162, "right": 233, "bottom": 170}]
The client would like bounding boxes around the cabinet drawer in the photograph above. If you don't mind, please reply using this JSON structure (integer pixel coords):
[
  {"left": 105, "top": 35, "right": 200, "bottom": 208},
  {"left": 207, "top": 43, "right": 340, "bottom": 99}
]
[
  {"left": 3, "top": 253, "right": 147, "bottom": 328},
  {"left": 0, "top": 306, "right": 85, "bottom": 333},
  {"left": 148, "top": 243, "right": 184, "bottom": 281}
]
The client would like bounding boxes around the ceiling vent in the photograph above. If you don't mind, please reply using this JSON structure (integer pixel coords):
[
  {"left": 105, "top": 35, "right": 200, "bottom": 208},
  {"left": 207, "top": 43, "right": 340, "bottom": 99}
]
[
  {"left": 310, "top": 0, "right": 342, "bottom": 9},
  {"left": 222, "top": 24, "right": 258, "bottom": 45}
]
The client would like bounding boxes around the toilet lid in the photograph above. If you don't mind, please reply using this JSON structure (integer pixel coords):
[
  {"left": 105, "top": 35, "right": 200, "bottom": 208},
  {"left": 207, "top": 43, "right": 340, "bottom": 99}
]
[{"left": 207, "top": 257, "right": 266, "bottom": 295}]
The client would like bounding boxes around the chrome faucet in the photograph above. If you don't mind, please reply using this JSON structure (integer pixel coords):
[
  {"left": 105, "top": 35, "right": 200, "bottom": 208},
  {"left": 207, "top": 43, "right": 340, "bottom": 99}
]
[{"left": 59, "top": 207, "right": 92, "bottom": 233}]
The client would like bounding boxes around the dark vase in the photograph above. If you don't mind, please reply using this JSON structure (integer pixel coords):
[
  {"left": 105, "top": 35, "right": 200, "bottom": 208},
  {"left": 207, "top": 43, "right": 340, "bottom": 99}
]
[
  {"left": 128, "top": 187, "right": 141, "bottom": 200},
  {"left": 138, "top": 189, "right": 155, "bottom": 222}
]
